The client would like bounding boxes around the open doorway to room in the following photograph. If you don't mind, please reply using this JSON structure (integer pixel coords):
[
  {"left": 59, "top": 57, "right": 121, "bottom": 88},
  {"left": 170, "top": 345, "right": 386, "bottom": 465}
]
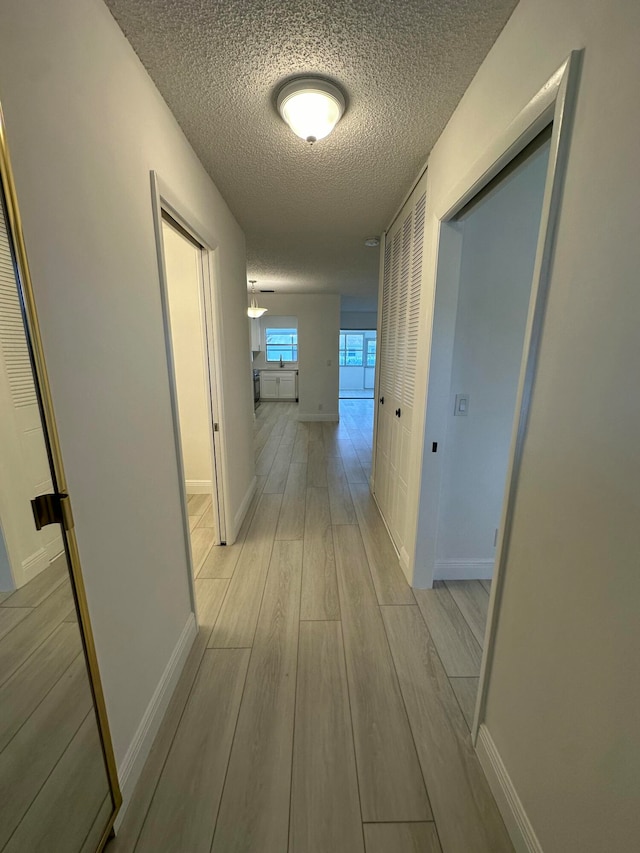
[
  {"left": 407, "top": 53, "right": 580, "bottom": 777},
  {"left": 158, "top": 210, "right": 227, "bottom": 581},
  {"left": 410, "top": 128, "right": 553, "bottom": 742},
  {"left": 434, "top": 130, "right": 551, "bottom": 585},
  {"left": 338, "top": 329, "right": 376, "bottom": 399}
]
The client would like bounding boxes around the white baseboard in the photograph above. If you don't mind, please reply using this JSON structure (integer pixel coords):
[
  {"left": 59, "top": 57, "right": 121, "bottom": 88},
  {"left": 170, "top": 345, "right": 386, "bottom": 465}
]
[
  {"left": 435, "top": 558, "right": 494, "bottom": 580},
  {"left": 297, "top": 413, "right": 339, "bottom": 422},
  {"left": 114, "top": 612, "right": 197, "bottom": 829},
  {"left": 185, "top": 479, "right": 213, "bottom": 495},
  {"left": 20, "top": 547, "right": 51, "bottom": 585},
  {"left": 231, "top": 476, "right": 257, "bottom": 544},
  {"left": 399, "top": 546, "right": 411, "bottom": 584},
  {"left": 45, "top": 534, "right": 64, "bottom": 562},
  {"left": 476, "top": 724, "right": 543, "bottom": 853}
]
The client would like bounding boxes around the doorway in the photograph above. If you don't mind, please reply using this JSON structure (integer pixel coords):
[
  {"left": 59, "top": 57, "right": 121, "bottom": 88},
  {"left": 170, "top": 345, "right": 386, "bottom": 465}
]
[
  {"left": 432, "top": 130, "right": 551, "bottom": 584},
  {"left": 157, "top": 208, "right": 226, "bottom": 579},
  {"left": 406, "top": 132, "right": 552, "bottom": 767},
  {"left": 338, "top": 329, "right": 376, "bottom": 399},
  {"left": 410, "top": 55, "right": 581, "bottom": 767}
]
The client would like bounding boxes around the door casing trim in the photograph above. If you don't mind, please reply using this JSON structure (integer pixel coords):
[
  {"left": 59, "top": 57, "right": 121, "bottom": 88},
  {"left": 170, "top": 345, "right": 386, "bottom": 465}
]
[{"left": 150, "top": 171, "right": 230, "bottom": 621}]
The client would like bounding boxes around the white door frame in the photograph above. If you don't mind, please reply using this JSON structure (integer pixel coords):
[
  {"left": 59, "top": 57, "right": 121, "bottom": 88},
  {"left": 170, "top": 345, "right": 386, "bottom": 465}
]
[
  {"left": 150, "top": 171, "right": 229, "bottom": 616},
  {"left": 415, "top": 52, "right": 582, "bottom": 743}
]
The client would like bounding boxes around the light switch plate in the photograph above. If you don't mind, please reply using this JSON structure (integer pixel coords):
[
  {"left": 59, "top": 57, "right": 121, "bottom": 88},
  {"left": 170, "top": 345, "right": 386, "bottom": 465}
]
[{"left": 454, "top": 393, "right": 469, "bottom": 416}]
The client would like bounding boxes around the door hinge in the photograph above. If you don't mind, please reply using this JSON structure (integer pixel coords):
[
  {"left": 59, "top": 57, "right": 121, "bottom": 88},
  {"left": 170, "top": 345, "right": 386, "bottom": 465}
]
[
  {"left": 213, "top": 422, "right": 219, "bottom": 432},
  {"left": 31, "top": 493, "right": 75, "bottom": 532}
]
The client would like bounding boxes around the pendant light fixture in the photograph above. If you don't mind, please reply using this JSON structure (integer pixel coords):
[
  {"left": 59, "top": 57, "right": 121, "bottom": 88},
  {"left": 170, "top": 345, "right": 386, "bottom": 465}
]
[
  {"left": 247, "top": 280, "right": 268, "bottom": 318},
  {"left": 277, "top": 77, "right": 346, "bottom": 144}
]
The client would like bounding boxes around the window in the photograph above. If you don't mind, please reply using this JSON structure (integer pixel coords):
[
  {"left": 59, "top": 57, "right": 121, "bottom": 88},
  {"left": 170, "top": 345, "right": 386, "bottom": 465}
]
[
  {"left": 265, "top": 328, "right": 298, "bottom": 362},
  {"left": 339, "top": 331, "right": 377, "bottom": 367},
  {"left": 339, "top": 332, "right": 364, "bottom": 366},
  {"left": 366, "top": 338, "right": 377, "bottom": 367}
]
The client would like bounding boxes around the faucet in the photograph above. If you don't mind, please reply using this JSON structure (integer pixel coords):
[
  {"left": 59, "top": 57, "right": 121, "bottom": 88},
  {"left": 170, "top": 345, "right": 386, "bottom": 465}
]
[{"left": 279, "top": 355, "right": 284, "bottom": 368}]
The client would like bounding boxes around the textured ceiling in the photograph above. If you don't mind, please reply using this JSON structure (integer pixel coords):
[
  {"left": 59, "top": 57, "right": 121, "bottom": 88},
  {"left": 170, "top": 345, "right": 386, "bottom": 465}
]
[{"left": 104, "top": 0, "right": 518, "bottom": 301}]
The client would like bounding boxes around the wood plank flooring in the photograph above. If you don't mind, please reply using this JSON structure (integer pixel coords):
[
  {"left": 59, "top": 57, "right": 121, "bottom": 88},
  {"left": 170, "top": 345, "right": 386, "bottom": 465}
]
[
  {"left": 135, "top": 649, "right": 250, "bottom": 853},
  {"left": 290, "top": 621, "right": 363, "bottom": 853},
  {"left": 381, "top": 605, "right": 511, "bottom": 852},
  {"left": 413, "top": 579, "right": 491, "bottom": 731},
  {"left": 113, "top": 401, "right": 510, "bottom": 853},
  {"left": 333, "top": 523, "right": 431, "bottom": 822},
  {"left": 211, "top": 540, "right": 302, "bottom": 853},
  {"left": 0, "top": 554, "right": 112, "bottom": 851},
  {"left": 363, "top": 822, "right": 442, "bottom": 853},
  {"left": 4, "top": 712, "right": 109, "bottom": 853},
  {"left": 300, "top": 486, "right": 339, "bottom": 620}
]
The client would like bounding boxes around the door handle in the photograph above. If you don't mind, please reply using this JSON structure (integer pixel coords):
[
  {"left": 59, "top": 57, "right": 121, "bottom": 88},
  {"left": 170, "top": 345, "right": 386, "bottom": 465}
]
[
  {"left": 395, "top": 408, "right": 402, "bottom": 418},
  {"left": 379, "top": 396, "right": 384, "bottom": 404},
  {"left": 31, "top": 492, "right": 74, "bottom": 531}
]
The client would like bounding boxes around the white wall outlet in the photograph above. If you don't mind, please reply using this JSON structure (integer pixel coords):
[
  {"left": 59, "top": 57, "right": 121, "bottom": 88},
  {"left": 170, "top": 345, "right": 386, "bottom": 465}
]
[{"left": 454, "top": 393, "right": 469, "bottom": 416}]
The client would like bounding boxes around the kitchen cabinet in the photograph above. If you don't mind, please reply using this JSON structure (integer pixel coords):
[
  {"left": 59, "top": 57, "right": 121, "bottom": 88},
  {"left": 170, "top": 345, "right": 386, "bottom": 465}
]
[
  {"left": 260, "top": 372, "right": 279, "bottom": 398},
  {"left": 259, "top": 370, "right": 297, "bottom": 401},
  {"left": 278, "top": 372, "right": 296, "bottom": 399},
  {"left": 250, "top": 318, "right": 261, "bottom": 351}
]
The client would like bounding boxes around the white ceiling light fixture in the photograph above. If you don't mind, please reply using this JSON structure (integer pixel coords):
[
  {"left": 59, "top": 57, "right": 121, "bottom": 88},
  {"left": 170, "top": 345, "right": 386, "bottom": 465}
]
[
  {"left": 277, "top": 77, "right": 346, "bottom": 144},
  {"left": 247, "top": 280, "right": 268, "bottom": 318},
  {"left": 364, "top": 237, "right": 380, "bottom": 247}
]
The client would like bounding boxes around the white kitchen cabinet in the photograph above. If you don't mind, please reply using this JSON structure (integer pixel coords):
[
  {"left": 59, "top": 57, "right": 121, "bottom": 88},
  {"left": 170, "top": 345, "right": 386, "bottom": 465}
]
[
  {"left": 278, "top": 372, "right": 296, "bottom": 399},
  {"left": 259, "top": 370, "right": 297, "bottom": 401},
  {"left": 260, "top": 372, "right": 279, "bottom": 398},
  {"left": 250, "top": 318, "right": 261, "bottom": 351}
]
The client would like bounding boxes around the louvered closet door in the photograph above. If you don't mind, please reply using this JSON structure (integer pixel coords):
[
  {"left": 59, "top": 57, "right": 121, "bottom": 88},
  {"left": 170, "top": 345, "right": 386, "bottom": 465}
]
[
  {"left": 375, "top": 233, "right": 396, "bottom": 523},
  {"left": 394, "top": 190, "right": 426, "bottom": 553},
  {"left": 374, "top": 181, "right": 427, "bottom": 562}
]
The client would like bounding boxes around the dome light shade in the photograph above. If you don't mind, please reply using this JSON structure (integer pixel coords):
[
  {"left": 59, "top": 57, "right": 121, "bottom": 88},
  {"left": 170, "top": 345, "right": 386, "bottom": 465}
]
[
  {"left": 247, "top": 303, "right": 268, "bottom": 318},
  {"left": 277, "top": 77, "right": 346, "bottom": 143}
]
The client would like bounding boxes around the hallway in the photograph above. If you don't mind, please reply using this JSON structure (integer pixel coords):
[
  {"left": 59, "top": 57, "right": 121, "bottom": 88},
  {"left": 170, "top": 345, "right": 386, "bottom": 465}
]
[{"left": 110, "top": 402, "right": 511, "bottom": 853}]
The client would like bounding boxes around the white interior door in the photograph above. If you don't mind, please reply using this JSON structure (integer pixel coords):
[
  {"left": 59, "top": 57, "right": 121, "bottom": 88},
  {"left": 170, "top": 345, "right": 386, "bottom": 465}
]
[
  {"left": 374, "top": 180, "right": 427, "bottom": 563},
  {"left": 375, "top": 236, "right": 394, "bottom": 521}
]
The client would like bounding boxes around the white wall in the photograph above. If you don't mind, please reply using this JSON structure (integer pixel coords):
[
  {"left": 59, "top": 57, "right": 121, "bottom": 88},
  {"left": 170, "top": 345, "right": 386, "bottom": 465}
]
[
  {"left": 436, "top": 138, "right": 550, "bottom": 570},
  {"left": 341, "top": 295, "right": 378, "bottom": 313},
  {"left": 0, "top": 526, "right": 12, "bottom": 591},
  {"left": 251, "top": 294, "right": 339, "bottom": 419},
  {"left": 162, "top": 222, "right": 212, "bottom": 490},
  {"left": 0, "top": 0, "right": 254, "bottom": 804},
  {"left": 339, "top": 367, "right": 366, "bottom": 390},
  {"left": 340, "top": 310, "right": 377, "bottom": 329},
  {"left": 405, "top": 0, "right": 640, "bottom": 849}
]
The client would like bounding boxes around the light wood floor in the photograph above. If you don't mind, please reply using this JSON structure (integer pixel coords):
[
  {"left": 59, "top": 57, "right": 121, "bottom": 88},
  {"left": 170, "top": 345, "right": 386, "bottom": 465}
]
[
  {"left": 110, "top": 401, "right": 512, "bottom": 853},
  {"left": 0, "top": 555, "right": 111, "bottom": 852}
]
